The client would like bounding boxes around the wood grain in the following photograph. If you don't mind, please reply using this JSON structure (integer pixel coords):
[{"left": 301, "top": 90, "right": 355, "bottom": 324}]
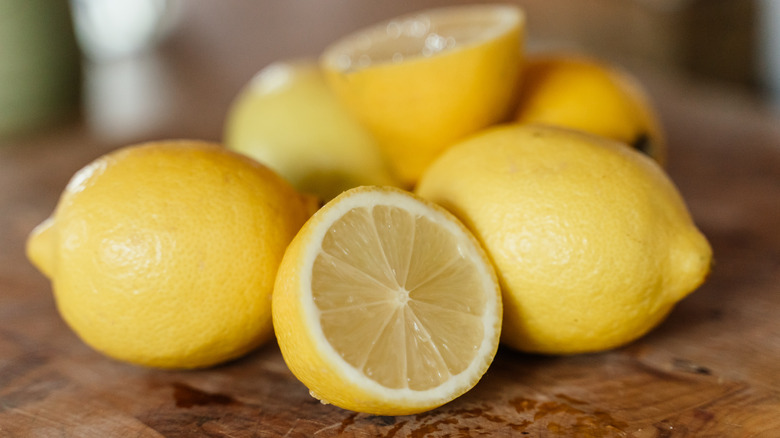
[{"left": 2, "top": 1, "right": 779, "bottom": 436}]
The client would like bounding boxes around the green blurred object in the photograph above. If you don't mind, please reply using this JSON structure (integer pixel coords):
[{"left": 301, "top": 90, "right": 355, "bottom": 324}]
[{"left": 0, "top": 0, "right": 82, "bottom": 139}]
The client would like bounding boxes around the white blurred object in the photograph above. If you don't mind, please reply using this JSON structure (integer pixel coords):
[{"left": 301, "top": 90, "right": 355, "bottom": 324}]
[
  {"left": 83, "top": 53, "right": 173, "bottom": 141},
  {"left": 70, "top": 0, "right": 181, "bottom": 61},
  {"left": 71, "top": 0, "right": 182, "bottom": 141},
  {"left": 758, "top": 0, "right": 780, "bottom": 106}
]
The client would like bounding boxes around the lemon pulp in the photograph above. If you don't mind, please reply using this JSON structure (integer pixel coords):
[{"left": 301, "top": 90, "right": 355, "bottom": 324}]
[{"left": 314, "top": 204, "right": 487, "bottom": 390}]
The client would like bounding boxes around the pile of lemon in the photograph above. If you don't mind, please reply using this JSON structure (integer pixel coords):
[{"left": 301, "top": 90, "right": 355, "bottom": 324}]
[{"left": 27, "top": 5, "right": 711, "bottom": 415}]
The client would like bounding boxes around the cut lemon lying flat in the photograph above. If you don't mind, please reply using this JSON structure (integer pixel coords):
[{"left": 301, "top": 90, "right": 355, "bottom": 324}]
[
  {"left": 321, "top": 5, "right": 525, "bottom": 186},
  {"left": 272, "top": 186, "right": 502, "bottom": 415}
]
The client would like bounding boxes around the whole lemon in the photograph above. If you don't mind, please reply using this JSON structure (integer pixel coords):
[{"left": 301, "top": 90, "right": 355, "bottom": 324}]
[
  {"left": 416, "top": 125, "right": 711, "bottom": 354},
  {"left": 26, "top": 141, "right": 316, "bottom": 368},
  {"left": 224, "top": 60, "right": 398, "bottom": 201},
  {"left": 515, "top": 53, "right": 666, "bottom": 164}
]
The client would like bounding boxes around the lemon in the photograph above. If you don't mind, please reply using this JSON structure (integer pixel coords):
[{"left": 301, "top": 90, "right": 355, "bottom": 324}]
[
  {"left": 321, "top": 4, "right": 525, "bottom": 186},
  {"left": 416, "top": 125, "right": 712, "bottom": 354},
  {"left": 26, "top": 140, "right": 316, "bottom": 369},
  {"left": 224, "top": 59, "right": 398, "bottom": 202},
  {"left": 272, "top": 186, "right": 502, "bottom": 415},
  {"left": 514, "top": 53, "right": 666, "bottom": 164}
]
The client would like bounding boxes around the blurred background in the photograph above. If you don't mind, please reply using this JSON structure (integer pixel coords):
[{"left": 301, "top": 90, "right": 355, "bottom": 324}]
[{"left": 1, "top": 0, "right": 779, "bottom": 144}]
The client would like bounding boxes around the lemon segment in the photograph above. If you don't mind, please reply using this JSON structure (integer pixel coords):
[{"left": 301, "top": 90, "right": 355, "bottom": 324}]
[
  {"left": 224, "top": 60, "right": 399, "bottom": 201},
  {"left": 416, "top": 125, "right": 711, "bottom": 354},
  {"left": 273, "top": 186, "right": 501, "bottom": 415},
  {"left": 321, "top": 5, "right": 525, "bottom": 186},
  {"left": 514, "top": 53, "right": 666, "bottom": 164},
  {"left": 26, "top": 141, "right": 316, "bottom": 369}
]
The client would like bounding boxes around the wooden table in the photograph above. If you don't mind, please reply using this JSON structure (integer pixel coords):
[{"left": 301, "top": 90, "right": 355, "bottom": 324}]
[{"left": 2, "top": 1, "right": 779, "bottom": 436}]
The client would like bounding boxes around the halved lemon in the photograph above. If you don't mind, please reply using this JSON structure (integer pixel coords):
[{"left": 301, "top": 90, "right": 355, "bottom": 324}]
[
  {"left": 321, "top": 5, "right": 525, "bottom": 186},
  {"left": 272, "top": 186, "right": 502, "bottom": 415}
]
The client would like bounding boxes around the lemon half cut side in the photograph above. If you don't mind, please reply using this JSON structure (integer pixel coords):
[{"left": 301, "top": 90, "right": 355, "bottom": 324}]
[
  {"left": 321, "top": 5, "right": 525, "bottom": 186},
  {"left": 272, "top": 186, "right": 502, "bottom": 415}
]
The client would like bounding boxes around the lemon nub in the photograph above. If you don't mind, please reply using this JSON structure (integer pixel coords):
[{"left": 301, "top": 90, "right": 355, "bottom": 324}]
[{"left": 312, "top": 204, "right": 486, "bottom": 391}]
